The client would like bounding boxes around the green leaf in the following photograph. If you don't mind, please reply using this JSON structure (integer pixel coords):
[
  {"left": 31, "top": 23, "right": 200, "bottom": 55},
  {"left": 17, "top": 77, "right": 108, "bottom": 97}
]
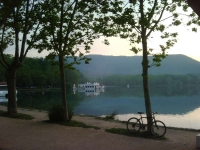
[{"left": 192, "top": 27, "right": 197, "bottom": 32}]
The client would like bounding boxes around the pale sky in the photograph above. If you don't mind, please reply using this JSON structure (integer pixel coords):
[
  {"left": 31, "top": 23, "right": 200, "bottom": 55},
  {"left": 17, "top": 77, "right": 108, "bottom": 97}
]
[
  {"left": 86, "top": 26, "right": 200, "bottom": 62},
  {"left": 6, "top": 6, "right": 200, "bottom": 63},
  {"left": 86, "top": 10, "right": 200, "bottom": 62},
  {"left": 88, "top": 5, "right": 199, "bottom": 63},
  {"left": 12, "top": 23, "right": 196, "bottom": 63},
  {"left": 23, "top": 17, "right": 200, "bottom": 62}
]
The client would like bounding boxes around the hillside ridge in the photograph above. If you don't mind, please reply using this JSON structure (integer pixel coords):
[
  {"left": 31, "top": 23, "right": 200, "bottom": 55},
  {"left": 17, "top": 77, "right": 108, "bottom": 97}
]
[{"left": 73, "top": 54, "right": 200, "bottom": 77}]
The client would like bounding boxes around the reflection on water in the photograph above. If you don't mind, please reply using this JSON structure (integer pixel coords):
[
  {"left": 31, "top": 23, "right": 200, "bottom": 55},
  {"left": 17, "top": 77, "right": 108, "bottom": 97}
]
[
  {"left": 73, "top": 86, "right": 200, "bottom": 129},
  {"left": 73, "top": 88, "right": 105, "bottom": 96},
  {"left": 73, "top": 93, "right": 200, "bottom": 116},
  {"left": 0, "top": 85, "right": 200, "bottom": 129},
  {"left": 0, "top": 96, "right": 8, "bottom": 102}
]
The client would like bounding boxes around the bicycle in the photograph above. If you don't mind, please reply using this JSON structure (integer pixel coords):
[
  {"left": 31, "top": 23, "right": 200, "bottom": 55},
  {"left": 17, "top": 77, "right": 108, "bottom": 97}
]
[{"left": 126, "top": 112, "right": 166, "bottom": 137}]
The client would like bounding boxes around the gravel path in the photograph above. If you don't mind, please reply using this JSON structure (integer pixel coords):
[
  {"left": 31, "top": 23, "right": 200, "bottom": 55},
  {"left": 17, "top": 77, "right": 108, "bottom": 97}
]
[{"left": 0, "top": 106, "right": 199, "bottom": 150}]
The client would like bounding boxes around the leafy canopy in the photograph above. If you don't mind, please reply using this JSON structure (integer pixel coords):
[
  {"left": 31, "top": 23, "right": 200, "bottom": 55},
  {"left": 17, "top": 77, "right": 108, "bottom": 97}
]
[
  {"left": 112, "top": 0, "right": 199, "bottom": 66},
  {"left": 34, "top": 0, "right": 123, "bottom": 68},
  {"left": 0, "top": 0, "right": 44, "bottom": 68}
]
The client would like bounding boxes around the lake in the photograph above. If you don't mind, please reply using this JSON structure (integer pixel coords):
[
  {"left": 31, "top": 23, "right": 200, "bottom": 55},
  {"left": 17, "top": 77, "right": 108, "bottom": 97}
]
[{"left": 1, "top": 85, "right": 200, "bottom": 129}]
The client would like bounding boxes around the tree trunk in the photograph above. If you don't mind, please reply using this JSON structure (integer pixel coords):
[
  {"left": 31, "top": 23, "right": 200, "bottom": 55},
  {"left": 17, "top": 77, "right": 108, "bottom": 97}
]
[
  {"left": 58, "top": 54, "right": 69, "bottom": 122},
  {"left": 142, "top": 37, "right": 152, "bottom": 134},
  {"left": 6, "top": 68, "right": 18, "bottom": 114},
  {"left": 187, "top": 0, "right": 200, "bottom": 17}
]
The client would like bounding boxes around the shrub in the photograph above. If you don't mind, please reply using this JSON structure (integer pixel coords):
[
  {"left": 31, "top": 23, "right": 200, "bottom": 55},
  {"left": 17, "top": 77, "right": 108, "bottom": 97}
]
[
  {"left": 104, "top": 111, "right": 117, "bottom": 120},
  {"left": 48, "top": 104, "right": 64, "bottom": 122},
  {"left": 68, "top": 108, "right": 74, "bottom": 121},
  {"left": 48, "top": 104, "right": 73, "bottom": 122}
]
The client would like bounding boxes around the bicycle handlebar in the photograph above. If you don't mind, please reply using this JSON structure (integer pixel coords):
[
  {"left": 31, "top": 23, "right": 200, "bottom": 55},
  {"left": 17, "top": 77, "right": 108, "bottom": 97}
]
[
  {"left": 152, "top": 112, "right": 158, "bottom": 115},
  {"left": 138, "top": 112, "right": 158, "bottom": 115}
]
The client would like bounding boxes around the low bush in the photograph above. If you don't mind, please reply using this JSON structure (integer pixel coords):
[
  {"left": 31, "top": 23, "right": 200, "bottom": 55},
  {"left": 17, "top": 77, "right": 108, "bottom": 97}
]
[
  {"left": 104, "top": 112, "right": 117, "bottom": 120},
  {"left": 48, "top": 104, "right": 73, "bottom": 122},
  {"left": 68, "top": 108, "right": 74, "bottom": 121}
]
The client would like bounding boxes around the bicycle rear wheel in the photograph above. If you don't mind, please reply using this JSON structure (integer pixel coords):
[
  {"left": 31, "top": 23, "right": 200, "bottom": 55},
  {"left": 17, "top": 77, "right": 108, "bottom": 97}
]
[
  {"left": 126, "top": 117, "right": 141, "bottom": 134},
  {"left": 151, "top": 120, "right": 166, "bottom": 137}
]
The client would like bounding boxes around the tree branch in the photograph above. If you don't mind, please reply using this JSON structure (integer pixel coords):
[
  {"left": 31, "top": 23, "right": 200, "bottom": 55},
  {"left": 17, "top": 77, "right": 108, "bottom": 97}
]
[
  {"left": 63, "top": 0, "right": 76, "bottom": 16},
  {"left": 13, "top": 5, "right": 20, "bottom": 59},
  {"left": 146, "top": 1, "right": 167, "bottom": 38},
  {"left": 134, "top": 26, "right": 141, "bottom": 34},
  {"left": 23, "top": 22, "right": 40, "bottom": 59},
  {"left": 147, "top": 0, "right": 157, "bottom": 23},
  {"left": 20, "top": 0, "right": 30, "bottom": 62},
  {"left": 63, "top": 0, "right": 78, "bottom": 51},
  {"left": 0, "top": 25, "right": 10, "bottom": 68}
]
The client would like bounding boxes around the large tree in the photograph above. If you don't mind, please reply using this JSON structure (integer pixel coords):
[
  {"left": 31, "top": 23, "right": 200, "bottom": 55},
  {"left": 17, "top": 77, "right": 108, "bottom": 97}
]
[
  {"left": 35, "top": 0, "right": 122, "bottom": 121},
  {"left": 113, "top": 0, "right": 198, "bottom": 133},
  {"left": 187, "top": 0, "right": 200, "bottom": 17},
  {"left": 0, "top": 0, "right": 22, "bottom": 27},
  {"left": 0, "top": 0, "right": 43, "bottom": 114}
]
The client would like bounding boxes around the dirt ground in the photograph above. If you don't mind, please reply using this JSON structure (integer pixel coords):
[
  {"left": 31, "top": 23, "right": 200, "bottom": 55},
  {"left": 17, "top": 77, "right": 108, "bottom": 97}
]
[{"left": 0, "top": 105, "right": 199, "bottom": 150}]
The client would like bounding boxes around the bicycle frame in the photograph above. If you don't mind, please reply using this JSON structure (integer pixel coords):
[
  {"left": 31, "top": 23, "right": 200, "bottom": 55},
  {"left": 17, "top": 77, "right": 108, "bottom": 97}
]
[
  {"left": 126, "top": 111, "right": 166, "bottom": 137},
  {"left": 137, "top": 112, "right": 156, "bottom": 130}
]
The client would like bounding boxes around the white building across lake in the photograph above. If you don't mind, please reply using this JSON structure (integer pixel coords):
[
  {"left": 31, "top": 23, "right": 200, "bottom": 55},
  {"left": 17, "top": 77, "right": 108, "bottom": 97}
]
[{"left": 73, "top": 82, "right": 104, "bottom": 96}]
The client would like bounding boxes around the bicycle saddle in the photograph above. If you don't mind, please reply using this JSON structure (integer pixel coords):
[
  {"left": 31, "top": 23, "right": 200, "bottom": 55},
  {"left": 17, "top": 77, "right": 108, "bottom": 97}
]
[{"left": 138, "top": 112, "right": 144, "bottom": 114}]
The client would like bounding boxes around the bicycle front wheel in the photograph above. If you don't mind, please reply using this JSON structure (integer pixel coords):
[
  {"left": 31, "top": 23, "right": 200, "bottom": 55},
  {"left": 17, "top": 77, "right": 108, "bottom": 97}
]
[
  {"left": 151, "top": 120, "right": 166, "bottom": 137},
  {"left": 126, "top": 117, "right": 141, "bottom": 134}
]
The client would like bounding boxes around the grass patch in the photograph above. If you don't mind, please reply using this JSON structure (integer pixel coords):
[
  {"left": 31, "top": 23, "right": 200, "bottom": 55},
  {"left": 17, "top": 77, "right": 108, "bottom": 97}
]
[
  {"left": 0, "top": 110, "right": 34, "bottom": 120},
  {"left": 96, "top": 111, "right": 118, "bottom": 121},
  {"left": 105, "top": 128, "right": 166, "bottom": 140},
  {"left": 46, "top": 120, "right": 100, "bottom": 130}
]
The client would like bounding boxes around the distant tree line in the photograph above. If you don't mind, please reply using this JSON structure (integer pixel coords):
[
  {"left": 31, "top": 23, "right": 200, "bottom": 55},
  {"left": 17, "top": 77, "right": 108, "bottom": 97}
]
[
  {"left": 1, "top": 56, "right": 199, "bottom": 89},
  {"left": 0, "top": 56, "right": 87, "bottom": 89},
  {"left": 98, "top": 74, "right": 200, "bottom": 87}
]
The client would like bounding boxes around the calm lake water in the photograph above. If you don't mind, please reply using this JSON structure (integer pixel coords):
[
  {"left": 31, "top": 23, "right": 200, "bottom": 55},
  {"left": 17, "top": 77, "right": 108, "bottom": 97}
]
[{"left": 1, "top": 85, "right": 200, "bottom": 129}]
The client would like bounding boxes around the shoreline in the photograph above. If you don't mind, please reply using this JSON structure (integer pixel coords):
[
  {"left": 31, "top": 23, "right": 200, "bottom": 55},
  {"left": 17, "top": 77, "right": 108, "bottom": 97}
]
[
  {"left": 1, "top": 105, "right": 200, "bottom": 131},
  {"left": 0, "top": 105, "right": 200, "bottom": 150}
]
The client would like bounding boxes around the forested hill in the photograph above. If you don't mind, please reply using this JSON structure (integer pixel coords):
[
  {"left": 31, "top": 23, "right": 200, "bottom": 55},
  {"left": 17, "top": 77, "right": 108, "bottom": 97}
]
[{"left": 74, "top": 54, "right": 200, "bottom": 77}]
